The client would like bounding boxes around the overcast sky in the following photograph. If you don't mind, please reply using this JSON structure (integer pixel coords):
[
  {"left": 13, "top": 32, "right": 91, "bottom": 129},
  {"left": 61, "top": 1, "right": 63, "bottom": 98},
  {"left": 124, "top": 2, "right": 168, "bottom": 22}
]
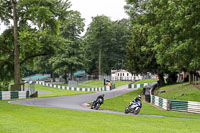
[
  {"left": 70, "top": 0, "right": 128, "bottom": 29},
  {"left": 0, "top": 0, "right": 128, "bottom": 34}
]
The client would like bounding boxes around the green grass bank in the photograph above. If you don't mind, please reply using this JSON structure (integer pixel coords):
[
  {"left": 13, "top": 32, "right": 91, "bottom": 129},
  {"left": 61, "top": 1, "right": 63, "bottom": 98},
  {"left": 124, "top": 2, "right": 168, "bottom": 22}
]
[
  {"left": 155, "top": 82, "right": 200, "bottom": 102},
  {"left": 0, "top": 100, "right": 199, "bottom": 133}
]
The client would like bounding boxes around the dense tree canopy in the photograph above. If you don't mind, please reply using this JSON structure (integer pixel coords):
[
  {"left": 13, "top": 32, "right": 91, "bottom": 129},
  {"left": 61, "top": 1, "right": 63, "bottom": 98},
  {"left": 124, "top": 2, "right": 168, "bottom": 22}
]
[
  {"left": 0, "top": 0, "right": 72, "bottom": 86},
  {"left": 84, "top": 16, "right": 131, "bottom": 76},
  {"left": 125, "top": 0, "right": 200, "bottom": 84}
]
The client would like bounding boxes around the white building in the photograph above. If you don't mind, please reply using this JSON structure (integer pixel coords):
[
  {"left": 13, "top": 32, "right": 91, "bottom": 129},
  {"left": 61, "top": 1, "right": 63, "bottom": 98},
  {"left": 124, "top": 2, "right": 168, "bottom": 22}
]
[{"left": 111, "top": 70, "right": 142, "bottom": 81}]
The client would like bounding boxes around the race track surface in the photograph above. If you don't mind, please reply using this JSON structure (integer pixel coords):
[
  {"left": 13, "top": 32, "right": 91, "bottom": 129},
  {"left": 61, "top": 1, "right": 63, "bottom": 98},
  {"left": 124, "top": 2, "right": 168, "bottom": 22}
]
[
  {"left": 10, "top": 85, "right": 200, "bottom": 120},
  {"left": 11, "top": 85, "right": 133, "bottom": 112}
]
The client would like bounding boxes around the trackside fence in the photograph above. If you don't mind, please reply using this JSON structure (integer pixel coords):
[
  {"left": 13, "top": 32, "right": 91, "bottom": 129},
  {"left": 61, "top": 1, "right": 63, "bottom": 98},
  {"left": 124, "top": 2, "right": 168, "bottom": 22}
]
[
  {"left": 151, "top": 95, "right": 169, "bottom": 110},
  {"left": 150, "top": 95, "right": 200, "bottom": 114},
  {"left": 128, "top": 83, "right": 149, "bottom": 89},
  {"left": 129, "top": 82, "right": 200, "bottom": 114},
  {"left": 0, "top": 91, "right": 30, "bottom": 100},
  {"left": 36, "top": 81, "right": 112, "bottom": 91}
]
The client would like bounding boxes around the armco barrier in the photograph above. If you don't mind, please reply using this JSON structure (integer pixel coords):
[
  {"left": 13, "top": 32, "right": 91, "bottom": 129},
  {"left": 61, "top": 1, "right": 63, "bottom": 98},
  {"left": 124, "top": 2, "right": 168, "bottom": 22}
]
[
  {"left": 0, "top": 91, "right": 30, "bottom": 100},
  {"left": 150, "top": 95, "right": 200, "bottom": 114},
  {"left": 128, "top": 83, "right": 149, "bottom": 89},
  {"left": 151, "top": 95, "right": 169, "bottom": 110},
  {"left": 36, "top": 81, "right": 111, "bottom": 91}
]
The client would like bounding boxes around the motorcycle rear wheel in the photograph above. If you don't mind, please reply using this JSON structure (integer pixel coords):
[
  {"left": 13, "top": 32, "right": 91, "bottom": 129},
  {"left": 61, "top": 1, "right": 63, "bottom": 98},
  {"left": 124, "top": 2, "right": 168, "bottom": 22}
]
[
  {"left": 95, "top": 103, "right": 101, "bottom": 110},
  {"left": 133, "top": 107, "right": 140, "bottom": 115},
  {"left": 91, "top": 101, "right": 96, "bottom": 109}
]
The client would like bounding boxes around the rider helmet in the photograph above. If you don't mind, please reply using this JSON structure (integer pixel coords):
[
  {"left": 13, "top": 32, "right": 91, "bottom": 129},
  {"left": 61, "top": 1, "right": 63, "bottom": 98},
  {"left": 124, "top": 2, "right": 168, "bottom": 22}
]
[{"left": 137, "top": 95, "right": 141, "bottom": 100}]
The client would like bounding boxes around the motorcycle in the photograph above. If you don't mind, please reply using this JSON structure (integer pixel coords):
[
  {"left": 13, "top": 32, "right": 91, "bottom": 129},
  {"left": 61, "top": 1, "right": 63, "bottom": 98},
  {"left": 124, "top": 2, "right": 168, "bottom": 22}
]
[
  {"left": 124, "top": 101, "right": 142, "bottom": 115},
  {"left": 91, "top": 98, "right": 103, "bottom": 110}
]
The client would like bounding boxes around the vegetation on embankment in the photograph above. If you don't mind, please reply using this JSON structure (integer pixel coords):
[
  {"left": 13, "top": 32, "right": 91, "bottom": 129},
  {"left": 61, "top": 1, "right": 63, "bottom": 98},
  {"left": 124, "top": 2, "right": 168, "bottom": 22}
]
[{"left": 155, "top": 82, "right": 200, "bottom": 102}]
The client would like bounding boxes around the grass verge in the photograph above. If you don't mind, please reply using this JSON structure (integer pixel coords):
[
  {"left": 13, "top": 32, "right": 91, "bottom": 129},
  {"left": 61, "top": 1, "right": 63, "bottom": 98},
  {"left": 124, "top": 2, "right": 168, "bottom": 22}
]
[
  {"left": 60, "top": 80, "right": 132, "bottom": 88},
  {"left": 134, "top": 79, "right": 158, "bottom": 84},
  {"left": 0, "top": 100, "right": 200, "bottom": 133},
  {"left": 33, "top": 84, "right": 93, "bottom": 98},
  {"left": 155, "top": 82, "right": 200, "bottom": 102},
  {"left": 59, "top": 80, "right": 104, "bottom": 88},
  {"left": 111, "top": 81, "right": 132, "bottom": 87}
]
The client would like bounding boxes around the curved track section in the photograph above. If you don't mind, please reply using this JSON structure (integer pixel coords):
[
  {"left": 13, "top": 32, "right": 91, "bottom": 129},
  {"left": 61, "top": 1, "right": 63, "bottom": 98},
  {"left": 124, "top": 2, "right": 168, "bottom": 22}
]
[
  {"left": 11, "top": 85, "right": 133, "bottom": 111},
  {"left": 10, "top": 85, "right": 200, "bottom": 121}
]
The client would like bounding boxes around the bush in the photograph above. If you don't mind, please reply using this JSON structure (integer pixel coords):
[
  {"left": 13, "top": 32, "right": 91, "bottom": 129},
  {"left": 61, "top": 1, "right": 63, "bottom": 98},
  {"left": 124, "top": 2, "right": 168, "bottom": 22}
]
[{"left": 0, "top": 82, "right": 9, "bottom": 91}]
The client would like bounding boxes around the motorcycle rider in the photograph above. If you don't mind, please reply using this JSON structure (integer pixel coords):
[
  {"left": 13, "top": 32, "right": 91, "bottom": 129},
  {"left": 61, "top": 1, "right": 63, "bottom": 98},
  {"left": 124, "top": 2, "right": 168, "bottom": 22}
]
[
  {"left": 132, "top": 95, "right": 142, "bottom": 108},
  {"left": 91, "top": 94, "right": 104, "bottom": 109},
  {"left": 96, "top": 94, "right": 104, "bottom": 104}
]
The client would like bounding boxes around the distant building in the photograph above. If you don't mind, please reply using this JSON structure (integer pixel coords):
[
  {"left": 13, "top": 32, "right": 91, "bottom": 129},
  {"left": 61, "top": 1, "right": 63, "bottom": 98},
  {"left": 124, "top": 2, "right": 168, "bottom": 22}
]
[{"left": 111, "top": 70, "right": 142, "bottom": 81}]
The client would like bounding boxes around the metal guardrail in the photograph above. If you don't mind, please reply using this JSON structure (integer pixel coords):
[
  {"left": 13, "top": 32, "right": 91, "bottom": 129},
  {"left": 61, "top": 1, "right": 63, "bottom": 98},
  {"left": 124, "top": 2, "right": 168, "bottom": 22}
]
[
  {"left": 128, "top": 83, "right": 149, "bottom": 89},
  {"left": 151, "top": 95, "right": 169, "bottom": 110},
  {"left": 0, "top": 91, "right": 30, "bottom": 100},
  {"left": 150, "top": 95, "right": 200, "bottom": 114}
]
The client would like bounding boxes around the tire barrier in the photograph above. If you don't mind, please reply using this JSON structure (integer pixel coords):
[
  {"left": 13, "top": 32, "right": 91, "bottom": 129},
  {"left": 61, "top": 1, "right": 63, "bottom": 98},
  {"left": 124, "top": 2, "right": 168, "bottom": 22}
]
[
  {"left": 150, "top": 95, "right": 200, "bottom": 114},
  {"left": 36, "top": 81, "right": 111, "bottom": 92}
]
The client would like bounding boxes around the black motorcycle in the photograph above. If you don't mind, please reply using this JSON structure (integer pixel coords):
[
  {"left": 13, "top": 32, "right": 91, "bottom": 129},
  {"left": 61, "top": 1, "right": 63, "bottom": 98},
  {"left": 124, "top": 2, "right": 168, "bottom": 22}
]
[
  {"left": 124, "top": 101, "right": 142, "bottom": 115},
  {"left": 91, "top": 98, "right": 103, "bottom": 110}
]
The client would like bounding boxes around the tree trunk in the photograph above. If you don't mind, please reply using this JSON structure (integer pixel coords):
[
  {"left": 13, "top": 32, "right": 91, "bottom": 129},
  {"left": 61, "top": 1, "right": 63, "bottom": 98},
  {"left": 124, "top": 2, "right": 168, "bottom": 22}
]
[
  {"left": 51, "top": 72, "right": 55, "bottom": 82},
  {"left": 167, "top": 72, "right": 177, "bottom": 84},
  {"left": 158, "top": 74, "right": 165, "bottom": 87},
  {"left": 189, "top": 72, "right": 193, "bottom": 84},
  {"left": 13, "top": 0, "right": 20, "bottom": 84},
  {"left": 65, "top": 71, "right": 68, "bottom": 83},
  {"left": 98, "top": 48, "right": 102, "bottom": 80},
  {"left": 71, "top": 71, "right": 74, "bottom": 81}
]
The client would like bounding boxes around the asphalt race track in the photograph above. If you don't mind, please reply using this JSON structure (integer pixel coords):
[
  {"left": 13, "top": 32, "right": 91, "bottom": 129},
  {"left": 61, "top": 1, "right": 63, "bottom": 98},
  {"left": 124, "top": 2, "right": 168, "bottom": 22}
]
[
  {"left": 11, "top": 85, "right": 133, "bottom": 111},
  {"left": 10, "top": 85, "right": 200, "bottom": 121}
]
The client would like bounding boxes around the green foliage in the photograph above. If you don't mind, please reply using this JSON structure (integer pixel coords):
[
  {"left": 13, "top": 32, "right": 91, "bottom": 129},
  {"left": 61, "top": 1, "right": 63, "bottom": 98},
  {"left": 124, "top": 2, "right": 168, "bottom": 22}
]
[
  {"left": 84, "top": 17, "right": 131, "bottom": 74},
  {"left": 0, "top": 0, "right": 72, "bottom": 83},
  {"left": 125, "top": 0, "right": 200, "bottom": 75},
  {"left": 0, "top": 29, "right": 14, "bottom": 83},
  {"left": 0, "top": 81, "right": 9, "bottom": 91}
]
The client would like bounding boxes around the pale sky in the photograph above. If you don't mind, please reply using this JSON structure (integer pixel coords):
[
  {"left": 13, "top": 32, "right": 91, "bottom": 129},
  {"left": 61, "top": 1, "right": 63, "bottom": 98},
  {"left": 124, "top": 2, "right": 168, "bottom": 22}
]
[
  {"left": 70, "top": 0, "right": 128, "bottom": 29},
  {"left": 0, "top": 0, "right": 128, "bottom": 34}
]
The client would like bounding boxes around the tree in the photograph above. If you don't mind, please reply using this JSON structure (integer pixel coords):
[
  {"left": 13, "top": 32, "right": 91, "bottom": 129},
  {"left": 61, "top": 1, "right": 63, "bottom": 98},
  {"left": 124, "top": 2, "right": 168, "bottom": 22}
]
[
  {"left": 84, "top": 15, "right": 114, "bottom": 78},
  {"left": 32, "top": 10, "right": 85, "bottom": 82},
  {"left": 0, "top": 0, "right": 71, "bottom": 84},
  {"left": 107, "top": 19, "right": 131, "bottom": 70},
  {"left": 50, "top": 10, "right": 85, "bottom": 82},
  {"left": 125, "top": 0, "right": 200, "bottom": 84},
  {"left": 84, "top": 16, "right": 132, "bottom": 77},
  {"left": 148, "top": 0, "right": 200, "bottom": 74},
  {"left": 125, "top": 0, "right": 167, "bottom": 86}
]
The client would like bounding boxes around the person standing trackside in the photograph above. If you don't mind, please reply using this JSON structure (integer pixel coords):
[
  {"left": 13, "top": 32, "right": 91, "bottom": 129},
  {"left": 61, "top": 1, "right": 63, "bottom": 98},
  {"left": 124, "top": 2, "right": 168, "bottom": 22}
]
[{"left": 108, "top": 82, "right": 111, "bottom": 89}]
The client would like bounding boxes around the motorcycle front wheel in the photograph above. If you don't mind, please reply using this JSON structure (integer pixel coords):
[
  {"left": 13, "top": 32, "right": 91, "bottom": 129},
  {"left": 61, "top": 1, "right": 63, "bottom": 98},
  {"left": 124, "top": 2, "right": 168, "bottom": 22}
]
[
  {"left": 133, "top": 107, "right": 141, "bottom": 115},
  {"left": 124, "top": 107, "right": 129, "bottom": 114}
]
